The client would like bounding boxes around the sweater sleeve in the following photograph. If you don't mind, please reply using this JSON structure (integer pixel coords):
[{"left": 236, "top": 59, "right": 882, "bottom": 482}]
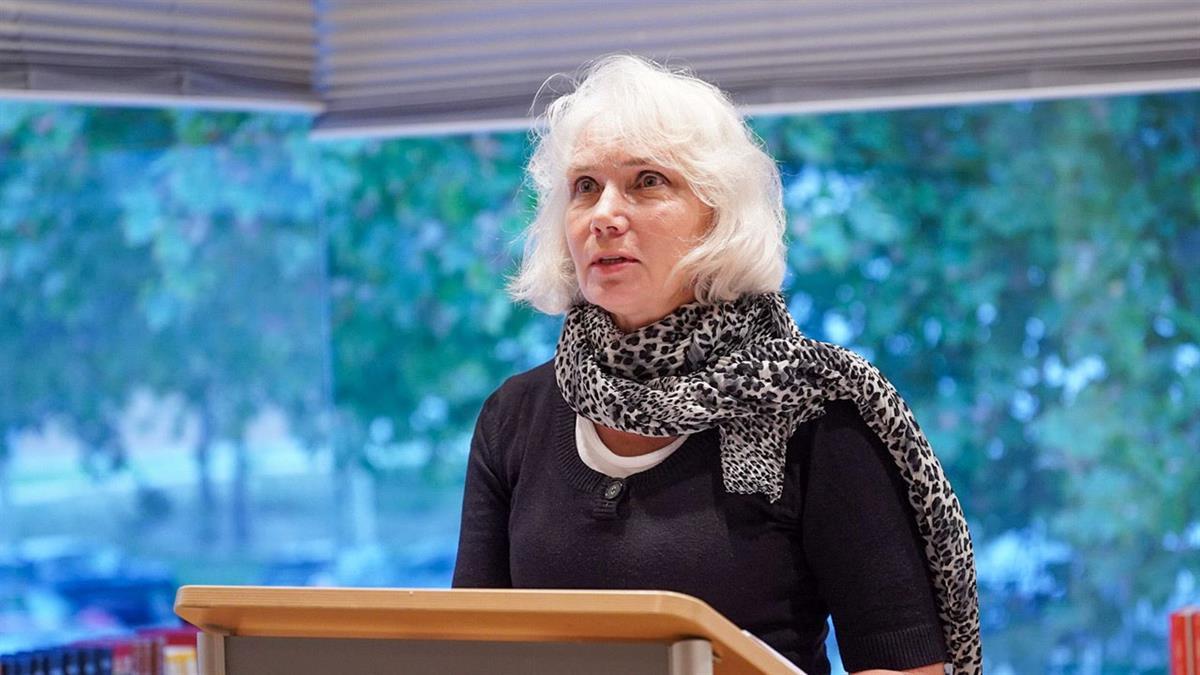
[
  {"left": 451, "top": 392, "right": 513, "bottom": 588},
  {"left": 801, "top": 401, "right": 947, "bottom": 672}
]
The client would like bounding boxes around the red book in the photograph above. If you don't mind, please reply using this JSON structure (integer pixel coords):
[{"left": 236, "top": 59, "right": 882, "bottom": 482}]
[
  {"left": 110, "top": 641, "right": 136, "bottom": 675},
  {"left": 70, "top": 638, "right": 135, "bottom": 675},
  {"left": 1172, "top": 607, "right": 1198, "bottom": 675},
  {"left": 1193, "top": 609, "right": 1200, "bottom": 675}
]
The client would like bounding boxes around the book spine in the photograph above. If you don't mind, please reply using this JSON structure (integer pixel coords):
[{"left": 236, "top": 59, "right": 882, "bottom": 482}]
[
  {"left": 111, "top": 644, "right": 133, "bottom": 675},
  {"left": 1192, "top": 609, "right": 1200, "bottom": 675},
  {"left": 30, "top": 650, "right": 47, "bottom": 675},
  {"left": 1173, "top": 610, "right": 1190, "bottom": 675},
  {"left": 46, "top": 649, "right": 64, "bottom": 675},
  {"left": 61, "top": 649, "right": 80, "bottom": 675},
  {"left": 95, "top": 647, "right": 114, "bottom": 675}
]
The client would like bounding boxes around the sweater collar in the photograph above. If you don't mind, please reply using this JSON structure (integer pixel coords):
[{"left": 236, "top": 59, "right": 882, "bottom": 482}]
[{"left": 551, "top": 385, "right": 719, "bottom": 495}]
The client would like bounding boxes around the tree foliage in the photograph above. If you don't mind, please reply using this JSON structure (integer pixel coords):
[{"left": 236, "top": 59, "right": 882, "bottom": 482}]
[
  {"left": 321, "top": 134, "right": 555, "bottom": 478},
  {"left": 0, "top": 92, "right": 1196, "bottom": 671},
  {"left": 754, "top": 93, "right": 1199, "bottom": 670}
]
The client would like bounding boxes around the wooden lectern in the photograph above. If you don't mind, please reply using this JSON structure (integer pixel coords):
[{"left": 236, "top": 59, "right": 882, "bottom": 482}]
[{"left": 175, "top": 586, "right": 805, "bottom": 675}]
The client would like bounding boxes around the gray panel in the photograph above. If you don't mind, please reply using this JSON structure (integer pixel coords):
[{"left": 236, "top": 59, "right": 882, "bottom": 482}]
[
  {"left": 0, "top": 0, "right": 316, "bottom": 103},
  {"left": 3, "top": 0, "right": 1199, "bottom": 128},
  {"left": 313, "top": 0, "right": 1200, "bottom": 134},
  {"left": 223, "top": 636, "right": 686, "bottom": 675}
]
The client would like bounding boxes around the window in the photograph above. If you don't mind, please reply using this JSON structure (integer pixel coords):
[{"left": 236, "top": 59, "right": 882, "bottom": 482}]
[{"left": 2, "top": 92, "right": 1197, "bottom": 672}]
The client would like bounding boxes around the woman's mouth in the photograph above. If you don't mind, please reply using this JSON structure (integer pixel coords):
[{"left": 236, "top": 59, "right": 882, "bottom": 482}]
[{"left": 592, "top": 256, "right": 637, "bottom": 273}]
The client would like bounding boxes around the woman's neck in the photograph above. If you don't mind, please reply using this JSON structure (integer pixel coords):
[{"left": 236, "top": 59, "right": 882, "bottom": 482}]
[{"left": 593, "top": 423, "right": 679, "bottom": 457}]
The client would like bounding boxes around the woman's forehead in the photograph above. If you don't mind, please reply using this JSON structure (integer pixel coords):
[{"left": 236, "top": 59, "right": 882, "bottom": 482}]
[
  {"left": 569, "top": 147, "right": 651, "bottom": 172},
  {"left": 568, "top": 132, "right": 674, "bottom": 174}
]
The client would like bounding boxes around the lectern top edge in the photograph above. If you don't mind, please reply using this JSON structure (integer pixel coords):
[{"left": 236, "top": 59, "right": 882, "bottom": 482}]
[{"left": 174, "top": 585, "right": 802, "bottom": 675}]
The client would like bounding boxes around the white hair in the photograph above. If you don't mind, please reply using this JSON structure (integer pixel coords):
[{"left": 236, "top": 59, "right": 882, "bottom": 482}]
[{"left": 508, "top": 54, "right": 786, "bottom": 315}]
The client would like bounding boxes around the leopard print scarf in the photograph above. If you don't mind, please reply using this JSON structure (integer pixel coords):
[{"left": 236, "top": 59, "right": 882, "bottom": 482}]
[{"left": 554, "top": 292, "right": 981, "bottom": 675}]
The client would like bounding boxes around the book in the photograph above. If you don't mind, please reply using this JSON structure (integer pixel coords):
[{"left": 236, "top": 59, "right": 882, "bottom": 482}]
[
  {"left": 1195, "top": 609, "right": 1200, "bottom": 675},
  {"left": 1172, "top": 606, "right": 1199, "bottom": 675},
  {"left": 0, "top": 626, "right": 196, "bottom": 675}
]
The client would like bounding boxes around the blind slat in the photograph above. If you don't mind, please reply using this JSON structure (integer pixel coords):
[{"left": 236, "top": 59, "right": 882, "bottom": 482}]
[
  {"left": 20, "top": 1, "right": 315, "bottom": 37},
  {"left": 9, "top": 25, "right": 313, "bottom": 61},
  {"left": 322, "top": 40, "right": 1200, "bottom": 104},
  {"left": 321, "top": 0, "right": 1189, "bottom": 49},
  {"left": 3, "top": 44, "right": 314, "bottom": 80},
  {"left": 323, "top": 26, "right": 1200, "bottom": 95},
  {"left": 9, "top": 11, "right": 316, "bottom": 44}
]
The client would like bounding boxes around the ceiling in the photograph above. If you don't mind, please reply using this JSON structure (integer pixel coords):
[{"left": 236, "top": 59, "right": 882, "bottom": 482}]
[{"left": 3, "top": 0, "right": 1199, "bottom": 137}]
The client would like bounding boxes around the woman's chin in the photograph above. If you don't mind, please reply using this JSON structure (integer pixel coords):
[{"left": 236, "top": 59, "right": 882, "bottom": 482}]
[{"left": 585, "top": 287, "right": 635, "bottom": 312}]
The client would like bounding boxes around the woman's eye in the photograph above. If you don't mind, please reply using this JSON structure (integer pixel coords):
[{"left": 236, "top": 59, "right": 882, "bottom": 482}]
[
  {"left": 573, "top": 177, "right": 598, "bottom": 194},
  {"left": 637, "top": 171, "right": 666, "bottom": 188}
]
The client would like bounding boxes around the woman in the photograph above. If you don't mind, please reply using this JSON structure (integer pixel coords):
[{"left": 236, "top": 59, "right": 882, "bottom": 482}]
[{"left": 453, "top": 55, "right": 980, "bottom": 675}]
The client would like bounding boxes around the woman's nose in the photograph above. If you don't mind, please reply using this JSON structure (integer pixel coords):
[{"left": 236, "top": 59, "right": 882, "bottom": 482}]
[{"left": 589, "top": 184, "right": 629, "bottom": 237}]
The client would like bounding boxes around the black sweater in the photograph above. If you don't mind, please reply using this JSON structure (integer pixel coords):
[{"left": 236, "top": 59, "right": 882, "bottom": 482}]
[{"left": 452, "top": 361, "right": 946, "bottom": 673}]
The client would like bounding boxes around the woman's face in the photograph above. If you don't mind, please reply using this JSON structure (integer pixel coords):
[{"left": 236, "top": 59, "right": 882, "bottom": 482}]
[{"left": 564, "top": 137, "right": 711, "bottom": 332}]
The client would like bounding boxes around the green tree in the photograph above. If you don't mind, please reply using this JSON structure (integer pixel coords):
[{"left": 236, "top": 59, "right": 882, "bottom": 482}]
[
  {"left": 0, "top": 105, "right": 329, "bottom": 549},
  {"left": 116, "top": 110, "right": 329, "bottom": 546},
  {"left": 755, "top": 92, "right": 1199, "bottom": 671},
  {"left": 0, "top": 105, "right": 164, "bottom": 534},
  {"left": 324, "top": 133, "right": 554, "bottom": 473}
]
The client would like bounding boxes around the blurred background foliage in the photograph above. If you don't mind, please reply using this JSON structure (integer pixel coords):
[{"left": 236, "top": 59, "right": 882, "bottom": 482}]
[{"left": 0, "top": 92, "right": 1197, "bottom": 673}]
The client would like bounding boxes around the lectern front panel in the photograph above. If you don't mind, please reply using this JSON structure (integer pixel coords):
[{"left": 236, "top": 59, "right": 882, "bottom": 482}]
[{"left": 205, "top": 635, "right": 713, "bottom": 675}]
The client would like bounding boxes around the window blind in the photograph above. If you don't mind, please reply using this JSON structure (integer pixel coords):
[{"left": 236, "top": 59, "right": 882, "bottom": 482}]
[{"left": 3, "top": 0, "right": 1196, "bottom": 134}]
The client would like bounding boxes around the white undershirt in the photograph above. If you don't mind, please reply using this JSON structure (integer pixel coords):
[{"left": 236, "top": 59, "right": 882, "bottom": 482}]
[{"left": 575, "top": 415, "right": 689, "bottom": 478}]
